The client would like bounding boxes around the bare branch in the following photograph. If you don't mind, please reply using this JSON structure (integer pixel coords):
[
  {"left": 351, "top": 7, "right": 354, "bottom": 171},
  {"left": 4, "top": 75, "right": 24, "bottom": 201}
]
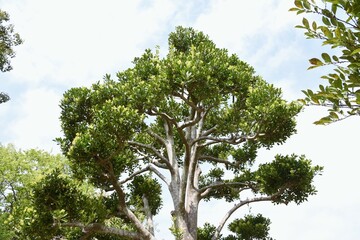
[
  {"left": 120, "top": 163, "right": 169, "bottom": 186},
  {"left": 119, "top": 165, "right": 152, "bottom": 184},
  {"left": 147, "top": 129, "right": 166, "bottom": 146},
  {"left": 200, "top": 125, "right": 217, "bottom": 137},
  {"left": 198, "top": 155, "right": 236, "bottom": 167},
  {"left": 147, "top": 107, "right": 176, "bottom": 124},
  {"left": 212, "top": 195, "right": 274, "bottom": 240},
  {"left": 197, "top": 135, "right": 246, "bottom": 147},
  {"left": 148, "top": 164, "right": 169, "bottom": 185},
  {"left": 199, "top": 181, "right": 249, "bottom": 199},
  {"left": 128, "top": 141, "right": 173, "bottom": 173},
  {"left": 178, "top": 107, "right": 203, "bottom": 130},
  {"left": 60, "top": 222, "right": 143, "bottom": 240}
]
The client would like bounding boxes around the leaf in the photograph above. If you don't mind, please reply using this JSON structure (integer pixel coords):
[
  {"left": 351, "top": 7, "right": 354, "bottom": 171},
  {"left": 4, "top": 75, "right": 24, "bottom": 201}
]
[
  {"left": 314, "top": 116, "right": 332, "bottom": 125},
  {"left": 312, "top": 21, "right": 317, "bottom": 30},
  {"left": 289, "top": 7, "right": 300, "bottom": 12},
  {"left": 303, "top": 0, "right": 311, "bottom": 10},
  {"left": 294, "top": 0, "right": 303, "bottom": 8},
  {"left": 321, "top": 53, "right": 331, "bottom": 63},
  {"left": 319, "top": 26, "right": 333, "bottom": 38},
  {"left": 307, "top": 65, "right": 321, "bottom": 70},
  {"left": 335, "top": 27, "right": 341, "bottom": 38},
  {"left": 302, "top": 18, "right": 310, "bottom": 29},
  {"left": 350, "top": 48, "right": 360, "bottom": 55},
  {"left": 309, "top": 58, "right": 323, "bottom": 66},
  {"left": 331, "top": 3, "right": 338, "bottom": 14},
  {"left": 329, "top": 111, "right": 339, "bottom": 119},
  {"left": 322, "top": 16, "right": 331, "bottom": 26}
]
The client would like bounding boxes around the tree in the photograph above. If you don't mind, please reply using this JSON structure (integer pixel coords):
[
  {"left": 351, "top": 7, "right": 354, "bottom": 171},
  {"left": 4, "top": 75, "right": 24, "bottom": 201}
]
[
  {"left": 0, "top": 144, "right": 68, "bottom": 239},
  {"left": 0, "top": 9, "right": 23, "bottom": 104},
  {"left": 32, "top": 27, "right": 322, "bottom": 240},
  {"left": 290, "top": 0, "right": 360, "bottom": 124}
]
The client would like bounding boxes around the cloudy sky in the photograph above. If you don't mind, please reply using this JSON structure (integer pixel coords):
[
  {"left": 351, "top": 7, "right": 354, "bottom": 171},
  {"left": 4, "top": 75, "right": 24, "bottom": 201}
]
[{"left": 1, "top": 0, "right": 359, "bottom": 239}]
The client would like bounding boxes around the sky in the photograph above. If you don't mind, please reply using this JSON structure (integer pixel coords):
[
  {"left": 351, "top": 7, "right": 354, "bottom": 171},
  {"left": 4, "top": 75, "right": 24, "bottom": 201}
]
[{"left": 0, "top": 0, "right": 359, "bottom": 239}]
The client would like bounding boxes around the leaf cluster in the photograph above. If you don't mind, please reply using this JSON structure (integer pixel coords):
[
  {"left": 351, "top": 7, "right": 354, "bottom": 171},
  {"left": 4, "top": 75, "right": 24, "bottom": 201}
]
[
  {"left": 198, "top": 214, "right": 273, "bottom": 240},
  {"left": 0, "top": 9, "right": 23, "bottom": 72},
  {"left": 127, "top": 174, "right": 163, "bottom": 215},
  {"left": 256, "top": 154, "right": 323, "bottom": 204},
  {"left": 0, "top": 144, "right": 69, "bottom": 239},
  {"left": 291, "top": 0, "right": 360, "bottom": 123}
]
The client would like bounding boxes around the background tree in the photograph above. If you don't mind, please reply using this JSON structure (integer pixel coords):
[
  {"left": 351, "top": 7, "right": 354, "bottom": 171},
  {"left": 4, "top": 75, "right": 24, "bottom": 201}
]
[
  {"left": 0, "top": 144, "right": 68, "bottom": 239},
  {"left": 291, "top": 0, "right": 360, "bottom": 124},
  {"left": 0, "top": 9, "right": 23, "bottom": 104},
  {"left": 31, "top": 27, "right": 322, "bottom": 240}
]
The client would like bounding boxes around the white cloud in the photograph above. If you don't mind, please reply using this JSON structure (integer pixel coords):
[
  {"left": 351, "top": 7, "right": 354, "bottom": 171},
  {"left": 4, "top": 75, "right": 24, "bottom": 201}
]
[
  {"left": 193, "top": 0, "right": 298, "bottom": 52},
  {"left": 6, "top": 87, "right": 62, "bottom": 153},
  {"left": 5, "top": 0, "right": 177, "bottom": 87}
]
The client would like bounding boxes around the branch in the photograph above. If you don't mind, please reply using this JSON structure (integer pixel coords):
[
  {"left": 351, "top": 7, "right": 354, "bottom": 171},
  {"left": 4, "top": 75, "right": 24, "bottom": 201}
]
[
  {"left": 199, "top": 181, "right": 249, "bottom": 199},
  {"left": 212, "top": 195, "right": 274, "bottom": 240},
  {"left": 119, "top": 165, "right": 152, "bottom": 184},
  {"left": 147, "top": 129, "right": 167, "bottom": 146},
  {"left": 142, "top": 194, "right": 154, "bottom": 235},
  {"left": 198, "top": 155, "right": 236, "bottom": 167},
  {"left": 147, "top": 107, "right": 176, "bottom": 124},
  {"left": 128, "top": 141, "right": 173, "bottom": 173},
  {"left": 197, "top": 135, "right": 246, "bottom": 147},
  {"left": 178, "top": 106, "right": 203, "bottom": 130},
  {"left": 60, "top": 222, "right": 143, "bottom": 240},
  {"left": 103, "top": 159, "right": 155, "bottom": 240},
  {"left": 173, "top": 91, "right": 200, "bottom": 111},
  {"left": 200, "top": 125, "right": 217, "bottom": 137}
]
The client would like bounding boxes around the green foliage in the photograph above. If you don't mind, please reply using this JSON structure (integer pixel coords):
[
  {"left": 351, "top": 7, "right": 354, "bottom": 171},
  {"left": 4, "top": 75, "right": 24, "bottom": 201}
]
[
  {"left": 128, "top": 174, "right": 163, "bottom": 215},
  {"left": 0, "top": 144, "right": 68, "bottom": 239},
  {"left": 197, "top": 223, "right": 218, "bottom": 240},
  {"left": 225, "top": 214, "right": 273, "bottom": 240},
  {"left": 0, "top": 9, "right": 23, "bottom": 105},
  {"left": 27, "top": 170, "right": 107, "bottom": 238},
  {"left": 198, "top": 214, "right": 273, "bottom": 240},
  {"left": 256, "top": 154, "right": 323, "bottom": 204},
  {"left": 291, "top": 0, "right": 360, "bottom": 124},
  {"left": 0, "top": 9, "right": 22, "bottom": 72}
]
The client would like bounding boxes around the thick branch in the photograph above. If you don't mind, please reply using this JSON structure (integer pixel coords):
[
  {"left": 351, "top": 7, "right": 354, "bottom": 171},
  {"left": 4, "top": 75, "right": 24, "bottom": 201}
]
[
  {"left": 60, "top": 222, "right": 143, "bottom": 240},
  {"left": 103, "top": 159, "right": 155, "bottom": 240},
  {"left": 142, "top": 194, "right": 154, "bottom": 235}
]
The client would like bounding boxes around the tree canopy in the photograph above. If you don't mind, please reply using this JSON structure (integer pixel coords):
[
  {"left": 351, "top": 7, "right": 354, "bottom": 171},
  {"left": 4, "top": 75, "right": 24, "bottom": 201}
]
[
  {"left": 0, "top": 9, "right": 23, "bottom": 104},
  {"left": 28, "top": 27, "right": 323, "bottom": 240},
  {"left": 0, "top": 144, "right": 68, "bottom": 239},
  {"left": 291, "top": 0, "right": 360, "bottom": 124}
]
